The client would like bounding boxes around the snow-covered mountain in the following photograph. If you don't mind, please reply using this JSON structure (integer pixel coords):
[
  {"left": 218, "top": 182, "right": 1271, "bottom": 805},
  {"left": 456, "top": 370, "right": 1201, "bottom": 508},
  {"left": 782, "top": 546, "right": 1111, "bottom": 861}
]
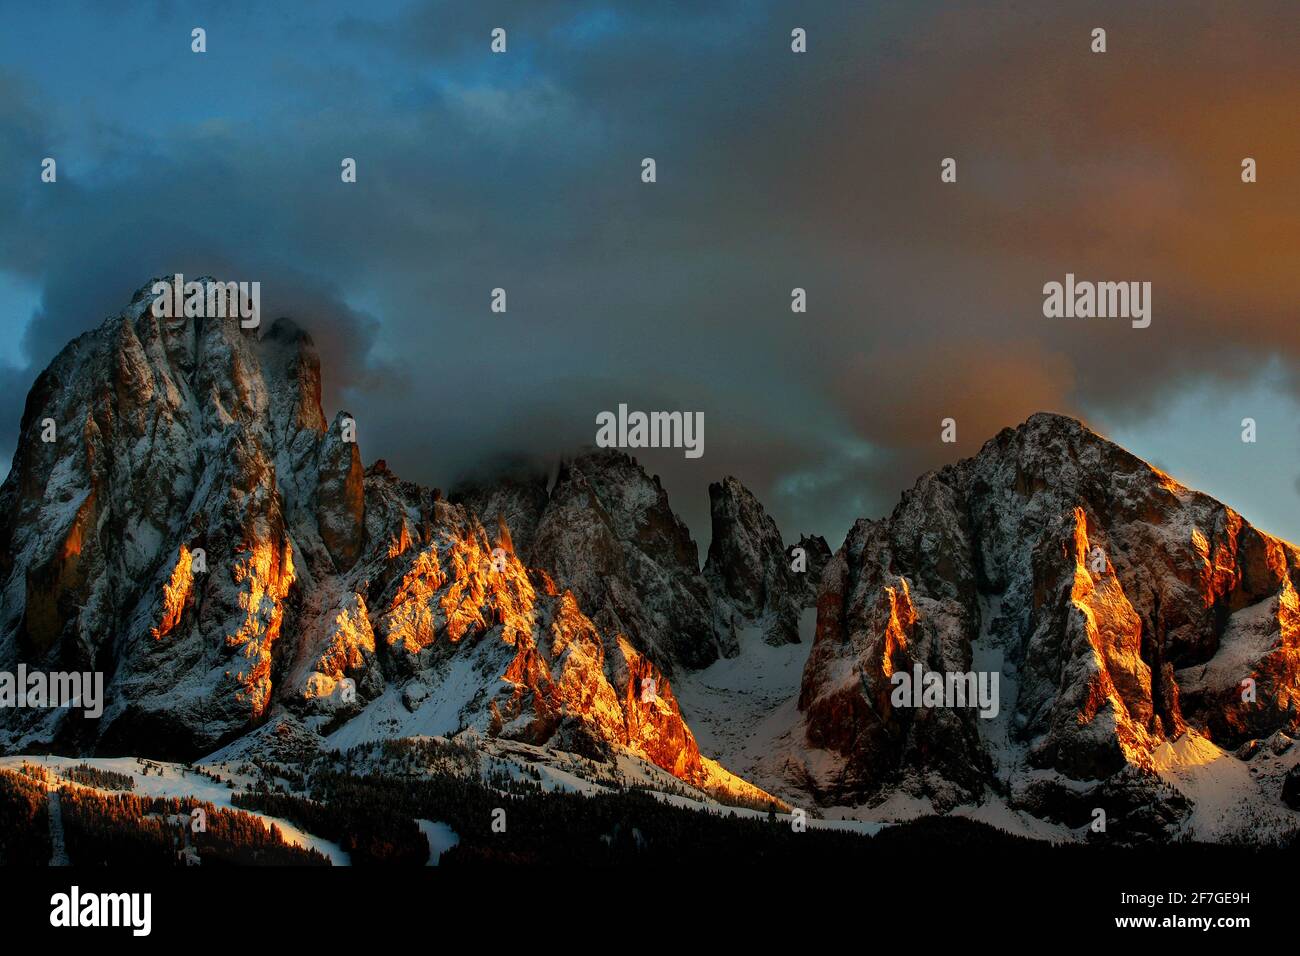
[{"left": 2, "top": 281, "right": 1298, "bottom": 843}]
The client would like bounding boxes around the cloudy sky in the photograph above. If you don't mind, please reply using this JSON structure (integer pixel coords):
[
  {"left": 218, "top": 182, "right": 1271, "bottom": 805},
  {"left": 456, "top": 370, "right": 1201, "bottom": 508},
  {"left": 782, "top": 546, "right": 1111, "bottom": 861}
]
[{"left": 1, "top": 0, "right": 1296, "bottom": 548}]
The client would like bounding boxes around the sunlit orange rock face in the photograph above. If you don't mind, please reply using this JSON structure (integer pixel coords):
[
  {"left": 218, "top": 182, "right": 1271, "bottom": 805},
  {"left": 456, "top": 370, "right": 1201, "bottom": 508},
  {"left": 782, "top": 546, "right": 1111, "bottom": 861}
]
[
  {"left": 1020, "top": 507, "right": 1161, "bottom": 778},
  {"left": 285, "top": 468, "right": 713, "bottom": 782},
  {"left": 225, "top": 530, "right": 296, "bottom": 716},
  {"left": 301, "top": 593, "right": 375, "bottom": 705},
  {"left": 151, "top": 545, "right": 195, "bottom": 640},
  {"left": 614, "top": 636, "right": 705, "bottom": 782},
  {"left": 798, "top": 413, "right": 1300, "bottom": 814},
  {"left": 1178, "top": 553, "right": 1300, "bottom": 743}
]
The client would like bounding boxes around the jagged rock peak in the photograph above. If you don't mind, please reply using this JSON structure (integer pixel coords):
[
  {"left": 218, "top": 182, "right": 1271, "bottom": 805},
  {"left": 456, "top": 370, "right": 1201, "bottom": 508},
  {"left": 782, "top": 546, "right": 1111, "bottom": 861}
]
[
  {"left": 704, "top": 475, "right": 805, "bottom": 648},
  {"left": 796, "top": 409, "right": 1299, "bottom": 824}
]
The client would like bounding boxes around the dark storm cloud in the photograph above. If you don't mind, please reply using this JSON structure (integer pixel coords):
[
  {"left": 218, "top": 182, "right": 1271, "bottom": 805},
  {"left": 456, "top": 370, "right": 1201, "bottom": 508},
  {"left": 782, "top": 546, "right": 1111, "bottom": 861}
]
[{"left": 0, "top": 0, "right": 1296, "bottom": 549}]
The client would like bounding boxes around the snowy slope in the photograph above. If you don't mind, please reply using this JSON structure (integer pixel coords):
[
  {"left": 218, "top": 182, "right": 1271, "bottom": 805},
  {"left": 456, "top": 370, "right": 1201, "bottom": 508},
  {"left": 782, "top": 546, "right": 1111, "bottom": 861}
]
[{"left": 0, "top": 755, "right": 349, "bottom": 864}]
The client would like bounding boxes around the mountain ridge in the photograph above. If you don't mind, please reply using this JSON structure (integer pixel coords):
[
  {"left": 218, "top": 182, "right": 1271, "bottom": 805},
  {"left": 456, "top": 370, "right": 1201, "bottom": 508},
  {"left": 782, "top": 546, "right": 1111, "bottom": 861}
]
[{"left": 1, "top": 283, "right": 1297, "bottom": 842}]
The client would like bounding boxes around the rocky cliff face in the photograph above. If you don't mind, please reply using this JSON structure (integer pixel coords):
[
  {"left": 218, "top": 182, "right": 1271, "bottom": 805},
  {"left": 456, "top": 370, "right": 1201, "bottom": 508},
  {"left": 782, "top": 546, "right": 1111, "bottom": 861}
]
[
  {"left": 454, "top": 458, "right": 822, "bottom": 671},
  {"left": 796, "top": 413, "right": 1300, "bottom": 836},
  {"left": 704, "top": 476, "right": 806, "bottom": 648},
  {"left": 528, "top": 453, "right": 723, "bottom": 671},
  {"left": 0, "top": 282, "right": 323, "bottom": 756}
]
